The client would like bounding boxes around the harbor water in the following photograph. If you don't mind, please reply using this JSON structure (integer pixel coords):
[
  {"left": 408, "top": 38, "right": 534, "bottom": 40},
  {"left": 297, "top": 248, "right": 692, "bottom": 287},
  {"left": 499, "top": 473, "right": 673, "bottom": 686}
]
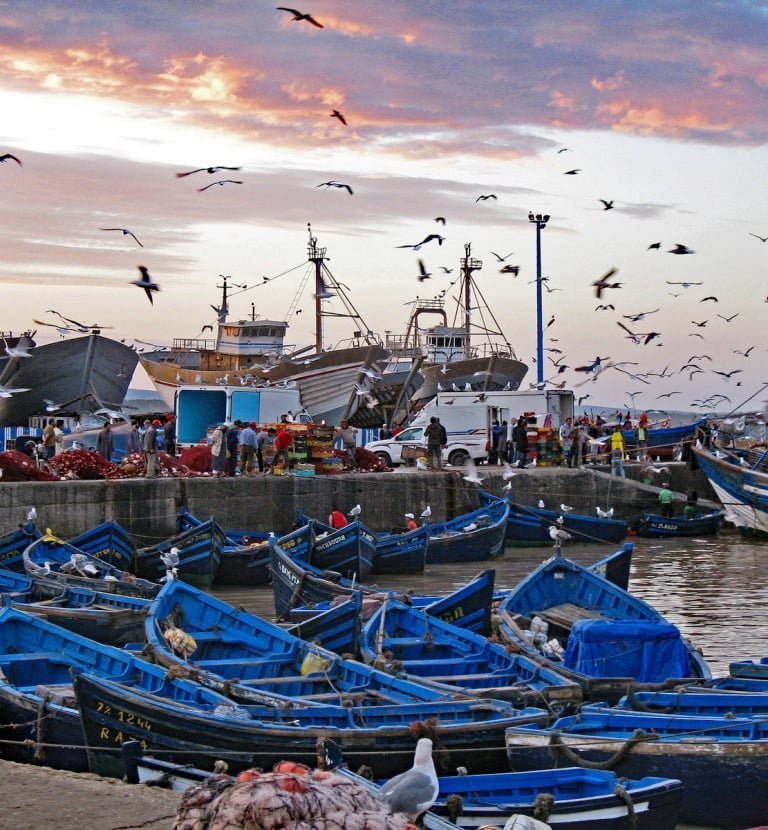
[{"left": 214, "top": 530, "right": 768, "bottom": 677}]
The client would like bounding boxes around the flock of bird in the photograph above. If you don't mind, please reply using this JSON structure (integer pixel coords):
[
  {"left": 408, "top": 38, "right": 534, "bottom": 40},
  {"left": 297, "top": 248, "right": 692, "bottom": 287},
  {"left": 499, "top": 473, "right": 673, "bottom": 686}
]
[{"left": 1, "top": 6, "right": 765, "bottom": 416}]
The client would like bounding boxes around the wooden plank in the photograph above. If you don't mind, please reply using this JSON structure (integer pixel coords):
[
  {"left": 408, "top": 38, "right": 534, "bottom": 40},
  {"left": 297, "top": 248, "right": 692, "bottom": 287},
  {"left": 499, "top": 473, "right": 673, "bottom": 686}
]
[{"left": 535, "top": 602, "right": 603, "bottom": 630}]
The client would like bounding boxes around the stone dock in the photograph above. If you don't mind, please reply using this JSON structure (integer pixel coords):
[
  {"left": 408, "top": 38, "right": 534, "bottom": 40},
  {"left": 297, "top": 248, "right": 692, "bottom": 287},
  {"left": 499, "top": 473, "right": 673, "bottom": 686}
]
[{"left": 0, "top": 461, "right": 718, "bottom": 540}]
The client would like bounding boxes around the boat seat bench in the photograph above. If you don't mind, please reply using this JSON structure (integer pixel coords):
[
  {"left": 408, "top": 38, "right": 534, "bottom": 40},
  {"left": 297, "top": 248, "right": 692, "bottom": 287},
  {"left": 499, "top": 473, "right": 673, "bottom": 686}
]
[{"left": 534, "top": 603, "right": 604, "bottom": 630}]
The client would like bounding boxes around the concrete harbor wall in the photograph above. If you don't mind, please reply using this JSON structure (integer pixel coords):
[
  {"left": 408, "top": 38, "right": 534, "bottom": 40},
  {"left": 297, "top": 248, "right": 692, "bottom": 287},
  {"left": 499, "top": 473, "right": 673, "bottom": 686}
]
[{"left": 0, "top": 462, "right": 718, "bottom": 541}]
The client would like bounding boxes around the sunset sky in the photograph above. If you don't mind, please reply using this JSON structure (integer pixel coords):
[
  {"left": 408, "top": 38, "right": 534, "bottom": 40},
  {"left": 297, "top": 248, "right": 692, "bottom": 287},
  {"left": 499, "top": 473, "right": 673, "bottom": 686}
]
[{"left": 0, "top": 1, "right": 766, "bottom": 413}]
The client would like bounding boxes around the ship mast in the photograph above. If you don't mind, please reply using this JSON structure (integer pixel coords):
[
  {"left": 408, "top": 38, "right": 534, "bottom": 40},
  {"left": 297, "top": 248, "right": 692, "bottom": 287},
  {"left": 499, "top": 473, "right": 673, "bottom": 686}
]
[
  {"left": 460, "top": 243, "right": 483, "bottom": 359},
  {"left": 214, "top": 275, "right": 231, "bottom": 323},
  {"left": 307, "top": 225, "right": 327, "bottom": 352}
]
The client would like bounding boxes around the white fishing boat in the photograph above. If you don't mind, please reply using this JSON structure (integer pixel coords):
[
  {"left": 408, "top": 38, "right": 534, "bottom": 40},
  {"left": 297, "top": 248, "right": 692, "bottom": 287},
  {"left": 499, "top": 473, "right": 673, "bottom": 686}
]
[{"left": 139, "top": 227, "right": 389, "bottom": 426}]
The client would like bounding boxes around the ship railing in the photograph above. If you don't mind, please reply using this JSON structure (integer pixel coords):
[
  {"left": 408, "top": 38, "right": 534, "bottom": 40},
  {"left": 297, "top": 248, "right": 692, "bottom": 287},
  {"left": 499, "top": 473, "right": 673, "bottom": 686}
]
[{"left": 172, "top": 338, "right": 217, "bottom": 351}]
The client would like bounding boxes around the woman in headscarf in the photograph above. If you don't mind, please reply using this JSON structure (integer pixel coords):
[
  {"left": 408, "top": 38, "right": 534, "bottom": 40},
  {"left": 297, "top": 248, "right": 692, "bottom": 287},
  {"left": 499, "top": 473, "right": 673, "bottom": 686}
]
[{"left": 211, "top": 423, "right": 228, "bottom": 476}]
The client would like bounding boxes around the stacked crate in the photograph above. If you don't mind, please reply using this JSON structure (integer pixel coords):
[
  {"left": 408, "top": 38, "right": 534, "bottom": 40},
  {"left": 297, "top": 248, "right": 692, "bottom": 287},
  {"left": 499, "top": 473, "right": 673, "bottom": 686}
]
[{"left": 307, "top": 426, "right": 342, "bottom": 474}]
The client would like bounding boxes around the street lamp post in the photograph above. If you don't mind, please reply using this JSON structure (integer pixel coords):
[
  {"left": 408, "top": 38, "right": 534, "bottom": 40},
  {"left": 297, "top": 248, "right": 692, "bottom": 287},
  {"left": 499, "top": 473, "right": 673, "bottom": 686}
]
[{"left": 528, "top": 212, "right": 550, "bottom": 386}]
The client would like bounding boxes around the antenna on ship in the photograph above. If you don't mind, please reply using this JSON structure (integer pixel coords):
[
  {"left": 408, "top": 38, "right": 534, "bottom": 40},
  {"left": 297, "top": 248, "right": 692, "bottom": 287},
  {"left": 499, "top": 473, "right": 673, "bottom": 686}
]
[
  {"left": 460, "top": 243, "right": 483, "bottom": 359},
  {"left": 214, "top": 275, "right": 231, "bottom": 323},
  {"left": 306, "top": 223, "right": 380, "bottom": 352},
  {"left": 307, "top": 223, "right": 327, "bottom": 352}
]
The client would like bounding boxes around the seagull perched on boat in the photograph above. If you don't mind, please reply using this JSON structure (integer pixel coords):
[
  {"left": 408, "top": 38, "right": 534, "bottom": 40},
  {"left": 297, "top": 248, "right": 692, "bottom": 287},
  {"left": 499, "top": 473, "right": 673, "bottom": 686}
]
[
  {"left": 131, "top": 265, "right": 160, "bottom": 305},
  {"left": 100, "top": 227, "right": 143, "bottom": 247},
  {"left": 462, "top": 522, "right": 478, "bottom": 532},
  {"left": 27, "top": 507, "right": 37, "bottom": 523},
  {"left": 348, "top": 504, "right": 362, "bottom": 517},
  {"left": 596, "top": 506, "right": 614, "bottom": 519},
  {"left": 379, "top": 738, "right": 439, "bottom": 820},
  {"left": 559, "top": 503, "right": 574, "bottom": 513},
  {"left": 160, "top": 548, "right": 180, "bottom": 571},
  {"left": 549, "top": 524, "right": 572, "bottom": 547},
  {"left": 421, "top": 506, "right": 432, "bottom": 519}
]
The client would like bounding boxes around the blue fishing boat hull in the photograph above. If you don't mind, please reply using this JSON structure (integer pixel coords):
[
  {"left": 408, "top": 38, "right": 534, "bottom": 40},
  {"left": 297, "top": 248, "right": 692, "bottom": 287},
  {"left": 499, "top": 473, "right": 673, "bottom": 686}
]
[
  {"left": 505, "top": 711, "right": 768, "bottom": 829},
  {"left": 622, "top": 418, "right": 705, "bottom": 457},
  {"left": 288, "top": 593, "right": 362, "bottom": 656},
  {"left": 22, "top": 535, "right": 158, "bottom": 598},
  {"left": 637, "top": 510, "right": 724, "bottom": 537},
  {"left": 310, "top": 520, "right": 377, "bottom": 580},
  {"left": 421, "top": 568, "right": 496, "bottom": 634},
  {"left": 428, "top": 767, "right": 683, "bottom": 830},
  {"left": 729, "top": 656, "right": 768, "bottom": 680},
  {"left": 426, "top": 500, "right": 509, "bottom": 563},
  {"left": 135, "top": 518, "right": 224, "bottom": 588},
  {"left": 371, "top": 524, "right": 428, "bottom": 574},
  {"left": 75, "top": 666, "right": 548, "bottom": 780},
  {"left": 67, "top": 520, "right": 136, "bottom": 570},
  {"left": 360, "top": 598, "right": 581, "bottom": 705},
  {"left": 479, "top": 492, "right": 628, "bottom": 546},
  {"left": 0, "top": 521, "right": 41, "bottom": 570},
  {"left": 693, "top": 445, "right": 768, "bottom": 536},
  {"left": 496, "top": 550, "right": 710, "bottom": 701}
]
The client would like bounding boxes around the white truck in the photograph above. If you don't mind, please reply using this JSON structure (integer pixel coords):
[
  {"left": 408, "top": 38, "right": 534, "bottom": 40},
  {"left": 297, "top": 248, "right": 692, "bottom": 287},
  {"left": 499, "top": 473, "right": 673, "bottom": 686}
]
[{"left": 364, "top": 388, "right": 574, "bottom": 467}]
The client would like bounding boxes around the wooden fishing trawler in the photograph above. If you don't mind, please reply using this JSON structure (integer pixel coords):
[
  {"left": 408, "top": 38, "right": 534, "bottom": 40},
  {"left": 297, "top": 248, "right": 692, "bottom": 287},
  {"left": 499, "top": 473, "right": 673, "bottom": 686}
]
[{"left": 139, "top": 227, "right": 389, "bottom": 426}]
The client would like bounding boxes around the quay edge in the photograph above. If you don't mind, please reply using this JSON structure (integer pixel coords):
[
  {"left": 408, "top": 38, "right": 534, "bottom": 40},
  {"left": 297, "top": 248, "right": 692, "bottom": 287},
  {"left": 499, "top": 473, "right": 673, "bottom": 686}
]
[{"left": 0, "top": 463, "right": 719, "bottom": 541}]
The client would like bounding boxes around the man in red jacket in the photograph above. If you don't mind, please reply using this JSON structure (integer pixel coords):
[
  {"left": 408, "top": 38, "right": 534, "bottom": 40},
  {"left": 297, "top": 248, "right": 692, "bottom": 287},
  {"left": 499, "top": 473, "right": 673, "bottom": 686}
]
[{"left": 267, "top": 424, "right": 294, "bottom": 473}]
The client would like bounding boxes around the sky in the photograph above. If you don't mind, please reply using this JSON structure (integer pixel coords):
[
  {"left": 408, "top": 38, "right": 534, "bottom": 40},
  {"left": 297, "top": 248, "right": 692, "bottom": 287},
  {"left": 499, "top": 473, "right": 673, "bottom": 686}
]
[{"left": 0, "top": 0, "right": 766, "bottom": 415}]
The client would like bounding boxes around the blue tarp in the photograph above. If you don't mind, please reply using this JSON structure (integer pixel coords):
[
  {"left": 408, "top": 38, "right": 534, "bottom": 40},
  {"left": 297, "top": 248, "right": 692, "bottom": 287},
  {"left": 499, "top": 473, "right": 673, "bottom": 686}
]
[{"left": 563, "top": 619, "right": 691, "bottom": 682}]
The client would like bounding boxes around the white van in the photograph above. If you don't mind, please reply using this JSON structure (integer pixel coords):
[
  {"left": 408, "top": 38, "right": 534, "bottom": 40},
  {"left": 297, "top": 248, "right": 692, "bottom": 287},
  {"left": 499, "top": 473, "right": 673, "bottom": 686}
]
[{"left": 365, "top": 404, "right": 511, "bottom": 467}]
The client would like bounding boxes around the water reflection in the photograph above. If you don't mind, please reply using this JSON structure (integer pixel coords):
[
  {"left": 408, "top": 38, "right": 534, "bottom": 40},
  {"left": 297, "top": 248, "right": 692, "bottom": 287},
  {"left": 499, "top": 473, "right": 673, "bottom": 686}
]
[{"left": 213, "top": 530, "right": 768, "bottom": 676}]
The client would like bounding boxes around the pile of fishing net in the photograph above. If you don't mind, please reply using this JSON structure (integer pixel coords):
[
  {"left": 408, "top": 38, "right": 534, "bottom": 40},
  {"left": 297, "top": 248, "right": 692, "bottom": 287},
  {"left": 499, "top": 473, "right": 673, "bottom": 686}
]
[
  {"left": 179, "top": 444, "right": 213, "bottom": 473},
  {"left": 0, "top": 451, "right": 57, "bottom": 481},
  {"left": 173, "top": 762, "right": 418, "bottom": 830},
  {"left": 332, "top": 447, "right": 392, "bottom": 473},
  {"left": 49, "top": 450, "right": 130, "bottom": 480}
]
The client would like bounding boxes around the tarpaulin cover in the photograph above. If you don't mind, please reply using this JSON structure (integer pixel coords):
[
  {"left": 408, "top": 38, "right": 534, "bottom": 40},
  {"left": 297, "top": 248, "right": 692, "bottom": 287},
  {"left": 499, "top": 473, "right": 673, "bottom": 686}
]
[{"left": 563, "top": 619, "right": 691, "bottom": 681}]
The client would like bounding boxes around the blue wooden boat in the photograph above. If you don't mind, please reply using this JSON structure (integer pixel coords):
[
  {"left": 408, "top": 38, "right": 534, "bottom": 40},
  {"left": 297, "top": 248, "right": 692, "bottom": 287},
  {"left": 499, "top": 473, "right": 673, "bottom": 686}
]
[
  {"left": 271, "top": 532, "right": 497, "bottom": 633},
  {"left": 0, "top": 517, "right": 40, "bottom": 570},
  {"left": 177, "top": 508, "right": 277, "bottom": 586},
  {"left": 0, "top": 604, "right": 211, "bottom": 771},
  {"left": 360, "top": 598, "right": 582, "bottom": 706},
  {"left": 496, "top": 550, "right": 710, "bottom": 702},
  {"left": 134, "top": 517, "right": 224, "bottom": 588},
  {"left": 479, "top": 491, "right": 629, "bottom": 547},
  {"left": 22, "top": 533, "right": 159, "bottom": 598},
  {"left": 309, "top": 519, "right": 377, "bottom": 580},
  {"left": 318, "top": 738, "right": 683, "bottom": 830},
  {"left": 298, "top": 509, "right": 427, "bottom": 575},
  {"left": 622, "top": 417, "right": 706, "bottom": 458},
  {"left": 287, "top": 592, "right": 362, "bottom": 656},
  {"left": 74, "top": 664, "right": 549, "bottom": 781},
  {"left": 588, "top": 545, "right": 633, "bottom": 592},
  {"left": 145, "top": 577, "right": 509, "bottom": 710},
  {"left": 636, "top": 510, "right": 724, "bottom": 537},
  {"left": 597, "top": 688, "right": 768, "bottom": 717},
  {"left": 693, "top": 444, "right": 768, "bottom": 537},
  {"left": 425, "top": 498, "right": 509, "bottom": 563},
  {"left": 505, "top": 709, "right": 768, "bottom": 828},
  {"left": 67, "top": 520, "right": 136, "bottom": 570},
  {"left": 729, "top": 656, "right": 768, "bottom": 680}
]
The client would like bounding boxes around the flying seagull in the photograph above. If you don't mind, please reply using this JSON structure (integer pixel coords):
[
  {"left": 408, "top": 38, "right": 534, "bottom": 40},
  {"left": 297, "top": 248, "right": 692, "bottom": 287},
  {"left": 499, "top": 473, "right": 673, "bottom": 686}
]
[
  {"left": 330, "top": 109, "right": 347, "bottom": 125},
  {"left": 198, "top": 179, "right": 242, "bottom": 192},
  {"left": 475, "top": 194, "right": 497, "bottom": 202},
  {"left": 417, "top": 259, "right": 431, "bottom": 282},
  {"left": 491, "top": 251, "right": 514, "bottom": 262},
  {"left": 131, "top": 265, "right": 160, "bottom": 305},
  {"left": 396, "top": 234, "right": 444, "bottom": 251},
  {"left": 434, "top": 216, "right": 446, "bottom": 225},
  {"left": 563, "top": 169, "right": 580, "bottom": 175},
  {"left": 647, "top": 242, "right": 661, "bottom": 250},
  {"left": 100, "top": 227, "right": 143, "bottom": 247},
  {"left": 592, "top": 267, "right": 621, "bottom": 298},
  {"left": 599, "top": 199, "right": 614, "bottom": 210},
  {"left": 718, "top": 313, "right": 739, "bottom": 322},
  {"left": 3, "top": 339, "right": 32, "bottom": 358},
  {"left": 316, "top": 181, "right": 353, "bottom": 195},
  {"left": 748, "top": 233, "right": 768, "bottom": 242},
  {"left": 500, "top": 264, "right": 520, "bottom": 276},
  {"left": 666, "top": 281, "right": 703, "bottom": 287},
  {"left": 276, "top": 6, "right": 324, "bottom": 26},
  {"left": 0, "top": 153, "right": 22, "bottom": 166},
  {"left": 668, "top": 243, "right": 695, "bottom": 255},
  {"left": 175, "top": 166, "right": 241, "bottom": 178},
  {"left": 700, "top": 296, "right": 719, "bottom": 303}
]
